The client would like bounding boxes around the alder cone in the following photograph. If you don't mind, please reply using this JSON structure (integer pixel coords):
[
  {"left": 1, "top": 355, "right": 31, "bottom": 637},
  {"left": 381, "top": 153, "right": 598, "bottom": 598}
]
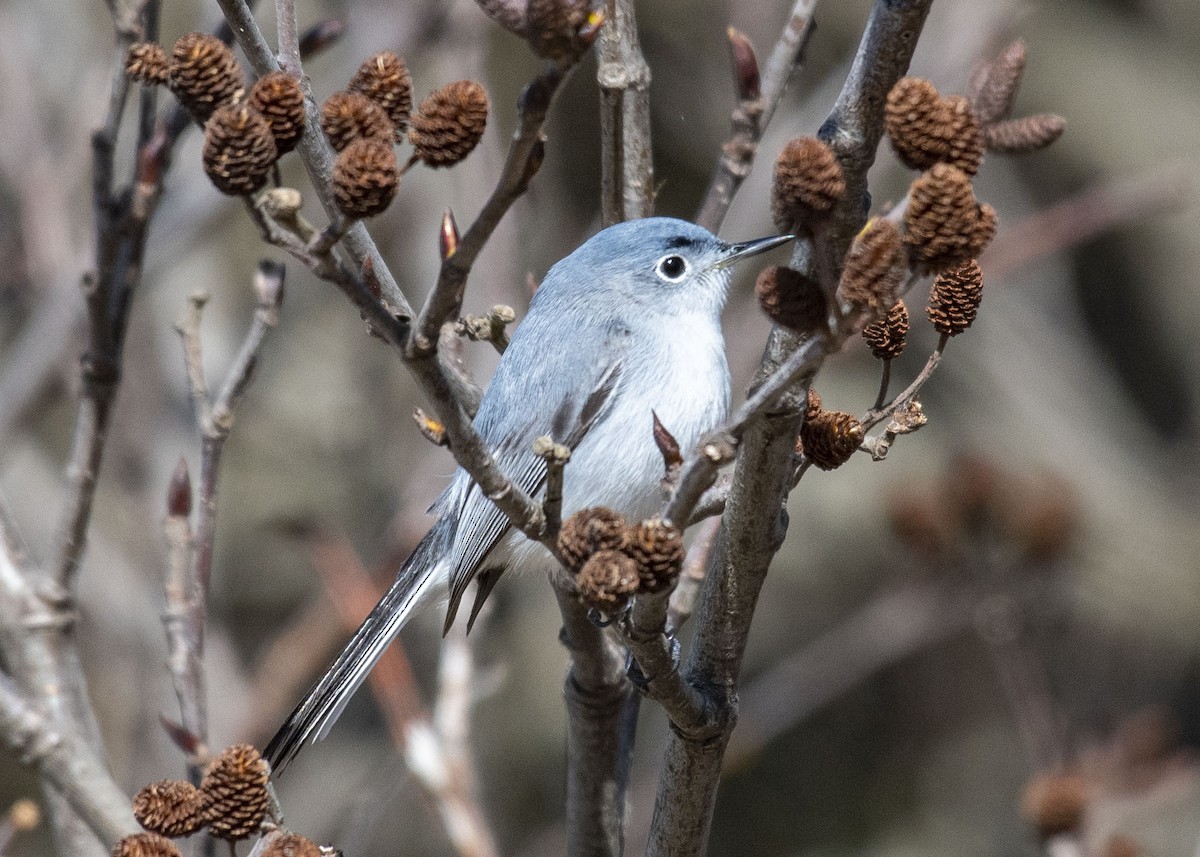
[
  {"left": 349, "top": 51, "right": 413, "bottom": 134},
  {"left": 862, "top": 300, "right": 909, "bottom": 359},
  {"left": 201, "top": 103, "right": 278, "bottom": 196},
  {"left": 332, "top": 138, "right": 400, "bottom": 220},
  {"left": 112, "top": 833, "right": 183, "bottom": 857},
  {"left": 527, "top": 0, "right": 595, "bottom": 61},
  {"left": 126, "top": 42, "right": 169, "bottom": 86},
  {"left": 201, "top": 744, "right": 270, "bottom": 841},
  {"left": 132, "top": 779, "right": 210, "bottom": 838},
  {"left": 576, "top": 549, "right": 639, "bottom": 612},
  {"left": 800, "top": 410, "right": 863, "bottom": 471},
  {"left": 250, "top": 71, "right": 306, "bottom": 154},
  {"left": 885, "top": 78, "right": 985, "bottom": 175},
  {"left": 409, "top": 80, "right": 489, "bottom": 167},
  {"left": 558, "top": 507, "right": 629, "bottom": 572},
  {"left": 625, "top": 517, "right": 684, "bottom": 593},
  {"left": 942, "top": 95, "right": 985, "bottom": 176},
  {"left": 838, "top": 218, "right": 906, "bottom": 319},
  {"left": 261, "top": 833, "right": 323, "bottom": 857},
  {"left": 903, "top": 164, "right": 995, "bottom": 272},
  {"left": 926, "top": 259, "right": 984, "bottom": 335},
  {"left": 321, "top": 91, "right": 393, "bottom": 152},
  {"left": 755, "top": 265, "right": 826, "bottom": 333},
  {"left": 770, "top": 136, "right": 845, "bottom": 232},
  {"left": 169, "top": 33, "right": 243, "bottom": 121}
]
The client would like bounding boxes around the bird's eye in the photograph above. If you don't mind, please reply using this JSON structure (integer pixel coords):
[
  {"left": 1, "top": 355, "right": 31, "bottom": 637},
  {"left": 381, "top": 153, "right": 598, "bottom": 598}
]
[{"left": 656, "top": 255, "right": 688, "bottom": 282}]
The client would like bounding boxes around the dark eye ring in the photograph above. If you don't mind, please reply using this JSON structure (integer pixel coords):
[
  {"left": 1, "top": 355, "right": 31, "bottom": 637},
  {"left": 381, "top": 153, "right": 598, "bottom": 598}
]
[{"left": 656, "top": 255, "right": 688, "bottom": 281}]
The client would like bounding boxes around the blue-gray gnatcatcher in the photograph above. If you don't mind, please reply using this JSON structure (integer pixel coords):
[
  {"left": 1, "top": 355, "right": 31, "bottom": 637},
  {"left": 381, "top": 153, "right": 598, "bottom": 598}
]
[{"left": 265, "top": 217, "right": 791, "bottom": 771}]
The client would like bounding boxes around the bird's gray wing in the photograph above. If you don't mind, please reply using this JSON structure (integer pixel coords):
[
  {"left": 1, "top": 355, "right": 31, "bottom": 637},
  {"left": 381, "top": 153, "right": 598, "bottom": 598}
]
[{"left": 442, "top": 318, "right": 628, "bottom": 632}]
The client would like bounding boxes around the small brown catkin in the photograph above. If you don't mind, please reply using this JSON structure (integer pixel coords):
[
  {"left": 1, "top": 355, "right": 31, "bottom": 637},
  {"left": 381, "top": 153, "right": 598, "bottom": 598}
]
[
  {"left": 625, "top": 517, "right": 684, "bottom": 593},
  {"left": 770, "top": 136, "right": 845, "bottom": 232},
  {"left": 168, "top": 33, "right": 243, "bottom": 121},
  {"left": 755, "top": 265, "right": 826, "bottom": 333},
  {"left": 838, "top": 218, "right": 906, "bottom": 319},
  {"left": 903, "top": 164, "right": 991, "bottom": 273},
  {"left": 1020, "top": 773, "right": 1087, "bottom": 840},
  {"left": 261, "top": 833, "right": 324, "bottom": 857},
  {"left": 557, "top": 507, "right": 630, "bottom": 572},
  {"left": 527, "top": 0, "right": 596, "bottom": 62},
  {"left": 112, "top": 833, "right": 183, "bottom": 857},
  {"left": 200, "top": 744, "right": 270, "bottom": 841},
  {"left": 800, "top": 409, "right": 863, "bottom": 471},
  {"left": 201, "top": 103, "right": 278, "bottom": 196},
  {"left": 321, "top": 91, "right": 394, "bottom": 152},
  {"left": 985, "top": 113, "right": 1066, "bottom": 154},
  {"left": 332, "top": 137, "right": 400, "bottom": 220},
  {"left": 250, "top": 72, "right": 306, "bottom": 154},
  {"left": 132, "top": 780, "right": 210, "bottom": 838},
  {"left": 349, "top": 51, "right": 413, "bottom": 135},
  {"left": 126, "top": 42, "right": 169, "bottom": 86},
  {"left": 967, "top": 39, "right": 1027, "bottom": 126},
  {"left": 927, "top": 259, "right": 983, "bottom": 335},
  {"left": 409, "top": 81, "right": 490, "bottom": 168},
  {"left": 576, "top": 550, "right": 640, "bottom": 612},
  {"left": 862, "top": 300, "right": 909, "bottom": 359}
]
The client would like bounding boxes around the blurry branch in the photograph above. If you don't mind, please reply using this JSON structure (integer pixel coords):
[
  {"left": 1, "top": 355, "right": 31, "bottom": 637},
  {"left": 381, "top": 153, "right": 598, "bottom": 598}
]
[
  {"left": 0, "top": 511, "right": 136, "bottom": 849},
  {"left": 598, "top": 0, "right": 654, "bottom": 225},
  {"left": 311, "top": 533, "right": 499, "bottom": 857},
  {"left": 695, "top": 0, "right": 818, "bottom": 233},
  {"left": 981, "top": 162, "right": 1197, "bottom": 278},
  {"left": 645, "top": 2, "right": 934, "bottom": 854},
  {"left": 170, "top": 263, "right": 282, "bottom": 779},
  {"left": 0, "top": 673, "right": 134, "bottom": 848}
]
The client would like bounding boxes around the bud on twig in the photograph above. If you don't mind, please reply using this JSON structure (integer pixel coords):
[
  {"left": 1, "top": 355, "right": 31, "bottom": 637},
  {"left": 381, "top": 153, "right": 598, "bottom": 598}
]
[
  {"left": 298, "top": 18, "right": 345, "bottom": 59},
  {"left": 726, "top": 27, "right": 761, "bottom": 101},
  {"left": 651, "top": 411, "right": 683, "bottom": 476},
  {"left": 167, "top": 457, "right": 192, "bottom": 518},
  {"left": 440, "top": 208, "right": 460, "bottom": 260}
]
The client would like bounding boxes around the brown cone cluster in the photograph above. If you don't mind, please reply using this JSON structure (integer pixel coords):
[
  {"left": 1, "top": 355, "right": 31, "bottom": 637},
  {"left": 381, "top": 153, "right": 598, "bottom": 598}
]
[
  {"left": 576, "top": 550, "right": 640, "bottom": 611},
  {"left": 625, "top": 518, "right": 684, "bottom": 593},
  {"left": 261, "top": 833, "right": 324, "bottom": 857},
  {"left": 250, "top": 72, "right": 306, "bottom": 154},
  {"left": 755, "top": 266, "right": 826, "bottom": 333},
  {"left": 349, "top": 52, "right": 413, "bottom": 135},
  {"left": 799, "top": 390, "right": 863, "bottom": 471},
  {"left": 126, "top": 42, "right": 169, "bottom": 86},
  {"left": 862, "top": 300, "right": 909, "bottom": 360},
  {"left": 132, "top": 780, "right": 209, "bottom": 838},
  {"left": 558, "top": 507, "right": 630, "bottom": 572},
  {"left": 332, "top": 138, "right": 400, "bottom": 220},
  {"left": 113, "top": 833, "right": 183, "bottom": 857},
  {"left": 202, "top": 102, "right": 278, "bottom": 196},
  {"left": 168, "top": 33, "right": 243, "bottom": 121},
  {"left": 321, "top": 91, "right": 394, "bottom": 152},
  {"left": 838, "top": 218, "right": 906, "bottom": 319},
  {"left": 1020, "top": 773, "right": 1087, "bottom": 840},
  {"left": 409, "top": 81, "right": 490, "bottom": 168},
  {"left": 527, "top": 0, "right": 600, "bottom": 62},
  {"left": 885, "top": 77, "right": 984, "bottom": 176},
  {"left": 770, "top": 136, "right": 845, "bottom": 232},
  {"left": 201, "top": 743, "right": 271, "bottom": 841},
  {"left": 926, "top": 259, "right": 983, "bottom": 335},
  {"left": 903, "top": 164, "right": 996, "bottom": 272}
]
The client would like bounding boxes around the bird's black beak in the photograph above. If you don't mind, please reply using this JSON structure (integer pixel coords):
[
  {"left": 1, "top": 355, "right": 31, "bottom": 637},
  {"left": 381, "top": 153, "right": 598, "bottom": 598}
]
[{"left": 716, "top": 234, "right": 794, "bottom": 268}]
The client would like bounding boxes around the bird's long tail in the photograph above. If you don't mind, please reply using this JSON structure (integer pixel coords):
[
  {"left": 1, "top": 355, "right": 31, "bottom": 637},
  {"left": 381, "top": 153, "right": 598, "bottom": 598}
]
[{"left": 264, "top": 522, "right": 450, "bottom": 773}]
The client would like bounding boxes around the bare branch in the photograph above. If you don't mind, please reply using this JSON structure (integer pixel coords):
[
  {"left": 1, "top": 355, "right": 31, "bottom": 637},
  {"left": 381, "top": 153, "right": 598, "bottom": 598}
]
[{"left": 598, "top": 0, "right": 653, "bottom": 225}]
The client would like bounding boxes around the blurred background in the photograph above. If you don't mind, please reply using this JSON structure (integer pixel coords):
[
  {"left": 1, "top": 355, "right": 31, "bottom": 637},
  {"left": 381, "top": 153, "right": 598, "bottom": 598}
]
[{"left": 1, "top": 0, "right": 1198, "bottom": 854}]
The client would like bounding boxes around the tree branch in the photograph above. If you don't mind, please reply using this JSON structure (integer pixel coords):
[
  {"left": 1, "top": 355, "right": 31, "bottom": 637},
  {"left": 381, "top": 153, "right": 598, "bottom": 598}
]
[{"left": 598, "top": 0, "right": 653, "bottom": 225}]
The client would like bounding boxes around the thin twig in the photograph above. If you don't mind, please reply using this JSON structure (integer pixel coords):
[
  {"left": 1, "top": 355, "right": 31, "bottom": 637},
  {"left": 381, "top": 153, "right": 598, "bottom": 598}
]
[
  {"left": 598, "top": 0, "right": 654, "bottom": 225},
  {"left": 861, "top": 333, "right": 947, "bottom": 431}
]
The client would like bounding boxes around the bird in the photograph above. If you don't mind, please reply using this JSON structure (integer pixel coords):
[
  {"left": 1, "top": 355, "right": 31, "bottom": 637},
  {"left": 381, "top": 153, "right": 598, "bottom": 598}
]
[{"left": 264, "top": 216, "right": 791, "bottom": 772}]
